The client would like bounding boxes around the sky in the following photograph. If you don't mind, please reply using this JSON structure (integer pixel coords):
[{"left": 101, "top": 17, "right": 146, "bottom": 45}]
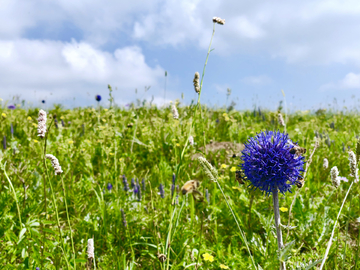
[{"left": 2, "top": 0, "right": 360, "bottom": 110}]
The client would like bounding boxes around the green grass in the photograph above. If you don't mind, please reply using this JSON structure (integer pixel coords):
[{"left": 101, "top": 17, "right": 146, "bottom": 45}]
[{"left": 0, "top": 104, "right": 360, "bottom": 269}]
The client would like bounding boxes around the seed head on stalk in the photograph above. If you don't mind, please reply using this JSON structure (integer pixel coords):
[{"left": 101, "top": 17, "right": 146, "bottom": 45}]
[
  {"left": 45, "top": 154, "right": 63, "bottom": 175},
  {"left": 330, "top": 166, "right": 340, "bottom": 188},
  {"left": 37, "top": 109, "right": 47, "bottom": 138}
]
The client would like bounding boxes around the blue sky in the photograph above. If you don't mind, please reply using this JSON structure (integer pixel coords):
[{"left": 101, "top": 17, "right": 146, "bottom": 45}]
[{"left": 1, "top": 0, "right": 360, "bottom": 110}]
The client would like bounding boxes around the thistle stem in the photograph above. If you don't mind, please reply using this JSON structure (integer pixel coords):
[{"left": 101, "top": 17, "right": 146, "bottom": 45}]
[{"left": 273, "top": 189, "right": 286, "bottom": 270}]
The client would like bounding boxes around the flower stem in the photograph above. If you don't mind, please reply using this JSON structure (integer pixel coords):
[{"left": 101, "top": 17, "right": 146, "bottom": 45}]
[
  {"left": 1, "top": 162, "right": 22, "bottom": 229},
  {"left": 61, "top": 175, "right": 76, "bottom": 269},
  {"left": 272, "top": 189, "right": 286, "bottom": 270},
  {"left": 319, "top": 181, "right": 354, "bottom": 270}
]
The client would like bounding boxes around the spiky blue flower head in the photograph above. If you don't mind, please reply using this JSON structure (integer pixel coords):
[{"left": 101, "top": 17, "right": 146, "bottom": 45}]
[
  {"left": 241, "top": 131, "right": 305, "bottom": 195},
  {"left": 95, "top": 95, "right": 101, "bottom": 102}
]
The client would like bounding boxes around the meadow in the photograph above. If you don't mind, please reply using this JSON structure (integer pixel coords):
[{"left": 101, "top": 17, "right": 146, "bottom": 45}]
[
  {"left": 1, "top": 99, "right": 360, "bottom": 269},
  {"left": 1, "top": 18, "right": 360, "bottom": 270}
]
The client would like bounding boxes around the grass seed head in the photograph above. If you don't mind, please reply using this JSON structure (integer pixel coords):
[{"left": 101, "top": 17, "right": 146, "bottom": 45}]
[
  {"left": 45, "top": 154, "right": 63, "bottom": 175},
  {"left": 87, "top": 238, "right": 94, "bottom": 259},
  {"left": 212, "top": 17, "right": 225, "bottom": 25},
  {"left": 348, "top": 150, "right": 359, "bottom": 182},
  {"left": 278, "top": 113, "right": 285, "bottom": 127},
  {"left": 193, "top": 72, "right": 200, "bottom": 93},
  {"left": 172, "top": 104, "right": 179, "bottom": 119},
  {"left": 330, "top": 166, "right": 340, "bottom": 188},
  {"left": 323, "top": 158, "right": 329, "bottom": 169},
  {"left": 37, "top": 109, "right": 47, "bottom": 138}
]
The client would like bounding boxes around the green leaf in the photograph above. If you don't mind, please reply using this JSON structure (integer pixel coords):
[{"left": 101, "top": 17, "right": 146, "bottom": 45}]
[
  {"left": 304, "top": 259, "right": 322, "bottom": 270},
  {"left": 279, "top": 240, "right": 296, "bottom": 262}
]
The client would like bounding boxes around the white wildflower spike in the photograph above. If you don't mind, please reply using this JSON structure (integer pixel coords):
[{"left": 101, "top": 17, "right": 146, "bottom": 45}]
[
  {"left": 198, "top": 156, "right": 218, "bottom": 182},
  {"left": 348, "top": 150, "right": 359, "bottom": 183},
  {"left": 189, "top": 136, "right": 194, "bottom": 146},
  {"left": 172, "top": 104, "right": 179, "bottom": 120},
  {"left": 87, "top": 238, "right": 94, "bottom": 259},
  {"left": 37, "top": 109, "right": 47, "bottom": 138},
  {"left": 330, "top": 166, "right": 340, "bottom": 188},
  {"left": 193, "top": 72, "right": 200, "bottom": 93},
  {"left": 212, "top": 17, "right": 225, "bottom": 25},
  {"left": 278, "top": 113, "right": 285, "bottom": 127},
  {"left": 45, "top": 154, "right": 63, "bottom": 175},
  {"left": 323, "top": 158, "right": 329, "bottom": 169}
]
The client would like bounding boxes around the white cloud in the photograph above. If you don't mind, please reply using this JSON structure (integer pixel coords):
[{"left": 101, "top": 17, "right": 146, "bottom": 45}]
[
  {"left": 0, "top": 39, "right": 164, "bottom": 105},
  {"left": 320, "top": 72, "right": 360, "bottom": 90},
  {"left": 2, "top": 0, "right": 360, "bottom": 66}
]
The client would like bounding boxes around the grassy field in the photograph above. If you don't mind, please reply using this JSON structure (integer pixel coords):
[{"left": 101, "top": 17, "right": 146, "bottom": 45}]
[{"left": 1, "top": 101, "right": 360, "bottom": 269}]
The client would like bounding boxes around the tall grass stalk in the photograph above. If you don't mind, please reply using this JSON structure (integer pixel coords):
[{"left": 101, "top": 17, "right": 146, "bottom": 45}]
[
  {"left": 60, "top": 175, "right": 76, "bottom": 268},
  {"left": 319, "top": 181, "right": 354, "bottom": 270},
  {"left": 1, "top": 161, "right": 22, "bottom": 229},
  {"left": 165, "top": 21, "right": 219, "bottom": 269}
]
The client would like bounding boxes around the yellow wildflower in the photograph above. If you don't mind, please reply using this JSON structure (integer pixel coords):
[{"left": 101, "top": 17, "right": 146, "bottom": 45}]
[
  {"left": 2, "top": 113, "right": 6, "bottom": 118},
  {"left": 230, "top": 167, "right": 236, "bottom": 172},
  {"left": 279, "top": 207, "right": 288, "bottom": 212},
  {"left": 27, "top": 116, "right": 32, "bottom": 121},
  {"left": 222, "top": 113, "right": 227, "bottom": 117},
  {"left": 60, "top": 116, "right": 64, "bottom": 119},
  {"left": 119, "top": 158, "right": 124, "bottom": 162},
  {"left": 104, "top": 109, "right": 108, "bottom": 112},
  {"left": 68, "top": 140, "right": 74, "bottom": 144},
  {"left": 176, "top": 143, "right": 180, "bottom": 147},
  {"left": 202, "top": 253, "right": 214, "bottom": 262},
  {"left": 220, "top": 164, "right": 228, "bottom": 169},
  {"left": 33, "top": 140, "right": 38, "bottom": 143},
  {"left": 220, "top": 264, "right": 229, "bottom": 269},
  {"left": 224, "top": 116, "right": 230, "bottom": 121},
  {"left": 32, "top": 123, "right": 38, "bottom": 128},
  {"left": 85, "top": 140, "right": 91, "bottom": 143},
  {"left": 109, "top": 153, "right": 114, "bottom": 156},
  {"left": 232, "top": 186, "right": 241, "bottom": 191},
  {"left": 101, "top": 119, "right": 106, "bottom": 122}
]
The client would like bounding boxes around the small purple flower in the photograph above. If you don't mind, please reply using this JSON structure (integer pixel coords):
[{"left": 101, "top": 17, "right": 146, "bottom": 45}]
[
  {"left": 134, "top": 184, "right": 139, "bottom": 194},
  {"left": 122, "top": 175, "right": 129, "bottom": 192},
  {"left": 42, "top": 100, "right": 45, "bottom": 104},
  {"left": 159, "top": 184, "right": 165, "bottom": 198},
  {"left": 7, "top": 105, "right": 16, "bottom": 110},
  {"left": 121, "top": 209, "right": 127, "bottom": 227},
  {"left": 61, "top": 119, "right": 65, "bottom": 127},
  {"left": 107, "top": 183, "right": 113, "bottom": 191},
  {"left": 131, "top": 178, "right": 135, "bottom": 189},
  {"left": 215, "top": 119, "right": 219, "bottom": 123},
  {"left": 95, "top": 95, "right": 101, "bottom": 102},
  {"left": 137, "top": 184, "right": 141, "bottom": 201},
  {"left": 36, "top": 268, "right": 40, "bottom": 270},
  {"left": 339, "top": 177, "right": 349, "bottom": 182},
  {"left": 142, "top": 178, "right": 146, "bottom": 191},
  {"left": 206, "top": 189, "right": 210, "bottom": 203}
]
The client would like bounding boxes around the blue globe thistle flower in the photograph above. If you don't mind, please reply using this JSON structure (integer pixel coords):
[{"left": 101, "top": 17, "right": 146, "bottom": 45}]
[
  {"left": 7, "top": 104, "right": 16, "bottom": 110},
  {"left": 241, "top": 131, "right": 305, "bottom": 195},
  {"left": 95, "top": 95, "right": 101, "bottom": 102},
  {"left": 42, "top": 100, "right": 45, "bottom": 104}
]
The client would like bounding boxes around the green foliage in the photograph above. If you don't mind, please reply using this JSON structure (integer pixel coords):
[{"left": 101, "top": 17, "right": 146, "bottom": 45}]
[{"left": 0, "top": 105, "right": 359, "bottom": 269}]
